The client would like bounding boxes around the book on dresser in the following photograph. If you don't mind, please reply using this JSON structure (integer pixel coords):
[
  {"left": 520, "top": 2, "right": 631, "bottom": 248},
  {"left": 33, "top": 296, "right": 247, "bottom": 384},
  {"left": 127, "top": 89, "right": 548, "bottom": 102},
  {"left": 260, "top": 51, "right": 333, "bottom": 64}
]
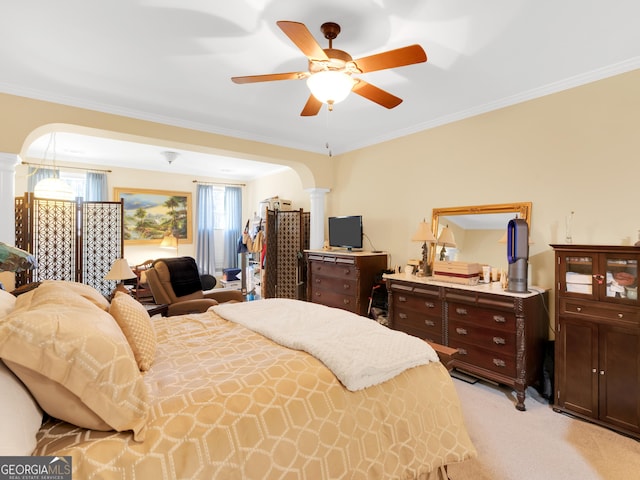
[{"left": 305, "top": 250, "right": 388, "bottom": 317}]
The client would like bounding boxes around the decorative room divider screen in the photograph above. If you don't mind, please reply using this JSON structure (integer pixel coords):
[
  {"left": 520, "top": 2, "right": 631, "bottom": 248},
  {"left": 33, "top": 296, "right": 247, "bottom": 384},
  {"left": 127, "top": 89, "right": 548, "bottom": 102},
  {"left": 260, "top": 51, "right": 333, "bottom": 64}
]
[
  {"left": 15, "top": 193, "right": 124, "bottom": 297},
  {"left": 263, "top": 208, "right": 310, "bottom": 299}
]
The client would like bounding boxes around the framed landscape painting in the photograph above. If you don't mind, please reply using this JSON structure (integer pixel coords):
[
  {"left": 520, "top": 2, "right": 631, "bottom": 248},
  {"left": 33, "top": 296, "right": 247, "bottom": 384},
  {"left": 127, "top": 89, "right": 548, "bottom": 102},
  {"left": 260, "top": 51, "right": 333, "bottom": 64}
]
[{"left": 114, "top": 188, "right": 192, "bottom": 244}]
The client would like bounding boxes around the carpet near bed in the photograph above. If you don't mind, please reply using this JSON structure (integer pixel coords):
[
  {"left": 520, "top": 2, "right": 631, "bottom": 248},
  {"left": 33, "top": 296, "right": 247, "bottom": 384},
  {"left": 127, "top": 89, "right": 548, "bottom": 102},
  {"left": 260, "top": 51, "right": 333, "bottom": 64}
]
[{"left": 447, "top": 378, "right": 640, "bottom": 480}]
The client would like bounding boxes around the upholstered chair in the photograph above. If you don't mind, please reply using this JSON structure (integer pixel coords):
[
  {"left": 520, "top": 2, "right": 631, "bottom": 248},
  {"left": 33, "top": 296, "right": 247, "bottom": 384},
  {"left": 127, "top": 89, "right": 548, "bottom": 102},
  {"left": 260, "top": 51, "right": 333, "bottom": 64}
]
[{"left": 146, "top": 257, "right": 243, "bottom": 316}]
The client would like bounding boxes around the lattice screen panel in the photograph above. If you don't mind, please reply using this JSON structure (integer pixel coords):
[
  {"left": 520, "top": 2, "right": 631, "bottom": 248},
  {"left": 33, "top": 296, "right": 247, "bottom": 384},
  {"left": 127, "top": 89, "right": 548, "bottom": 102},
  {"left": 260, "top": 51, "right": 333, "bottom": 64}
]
[
  {"left": 82, "top": 201, "right": 124, "bottom": 296},
  {"left": 15, "top": 194, "right": 123, "bottom": 297},
  {"left": 264, "top": 209, "right": 310, "bottom": 299},
  {"left": 32, "top": 198, "right": 77, "bottom": 282}
]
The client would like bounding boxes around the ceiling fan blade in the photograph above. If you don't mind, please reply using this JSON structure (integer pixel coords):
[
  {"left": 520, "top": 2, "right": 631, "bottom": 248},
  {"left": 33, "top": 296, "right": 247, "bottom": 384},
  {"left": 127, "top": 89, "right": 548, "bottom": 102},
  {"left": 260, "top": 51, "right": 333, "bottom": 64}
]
[
  {"left": 277, "top": 21, "right": 329, "bottom": 60},
  {"left": 354, "top": 44, "right": 427, "bottom": 73},
  {"left": 352, "top": 80, "right": 403, "bottom": 109},
  {"left": 300, "top": 95, "right": 323, "bottom": 116},
  {"left": 231, "top": 71, "right": 307, "bottom": 84}
]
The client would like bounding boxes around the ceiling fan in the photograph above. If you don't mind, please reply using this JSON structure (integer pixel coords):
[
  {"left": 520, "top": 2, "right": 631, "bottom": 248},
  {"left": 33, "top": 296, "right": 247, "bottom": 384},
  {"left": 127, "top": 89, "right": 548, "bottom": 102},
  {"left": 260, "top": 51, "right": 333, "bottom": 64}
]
[{"left": 231, "top": 20, "right": 427, "bottom": 116}]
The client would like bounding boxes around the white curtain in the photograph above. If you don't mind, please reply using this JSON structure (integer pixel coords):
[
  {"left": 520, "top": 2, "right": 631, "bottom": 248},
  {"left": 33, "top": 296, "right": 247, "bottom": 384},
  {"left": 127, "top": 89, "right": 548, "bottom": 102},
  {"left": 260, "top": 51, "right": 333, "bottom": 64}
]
[
  {"left": 27, "top": 166, "right": 57, "bottom": 192},
  {"left": 85, "top": 172, "right": 108, "bottom": 201},
  {"left": 195, "top": 184, "right": 216, "bottom": 274},
  {"left": 224, "top": 186, "right": 242, "bottom": 269}
]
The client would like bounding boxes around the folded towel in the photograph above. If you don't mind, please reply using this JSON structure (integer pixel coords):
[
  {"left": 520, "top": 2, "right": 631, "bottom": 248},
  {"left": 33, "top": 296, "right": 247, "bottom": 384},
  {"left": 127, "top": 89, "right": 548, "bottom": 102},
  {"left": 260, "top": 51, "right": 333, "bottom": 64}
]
[{"left": 213, "top": 298, "right": 439, "bottom": 391}]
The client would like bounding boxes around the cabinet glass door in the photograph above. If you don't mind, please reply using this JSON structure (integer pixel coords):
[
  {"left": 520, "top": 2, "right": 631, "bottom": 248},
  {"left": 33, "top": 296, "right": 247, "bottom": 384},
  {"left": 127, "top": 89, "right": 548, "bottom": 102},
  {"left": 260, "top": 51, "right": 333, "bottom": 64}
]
[
  {"left": 562, "top": 255, "right": 594, "bottom": 298},
  {"left": 602, "top": 254, "right": 638, "bottom": 303}
]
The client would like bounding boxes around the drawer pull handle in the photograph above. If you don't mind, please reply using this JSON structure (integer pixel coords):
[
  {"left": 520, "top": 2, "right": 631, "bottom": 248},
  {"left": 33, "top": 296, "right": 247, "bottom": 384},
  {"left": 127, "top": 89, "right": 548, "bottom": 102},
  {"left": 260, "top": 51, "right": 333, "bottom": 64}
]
[
  {"left": 493, "top": 315, "right": 506, "bottom": 323},
  {"left": 315, "top": 279, "right": 321, "bottom": 283},
  {"left": 493, "top": 337, "right": 506, "bottom": 345},
  {"left": 399, "top": 313, "right": 408, "bottom": 319},
  {"left": 493, "top": 359, "right": 506, "bottom": 368},
  {"left": 343, "top": 284, "right": 350, "bottom": 290},
  {"left": 456, "top": 307, "right": 468, "bottom": 315},
  {"left": 344, "top": 269, "right": 351, "bottom": 275},
  {"left": 458, "top": 348, "right": 468, "bottom": 355},
  {"left": 576, "top": 307, "right": 582, "bottom": 312},
  {"left": 592, "top": 368, "right": 597, "bottom": 373},
  {"left": 424, "top": 320, "right": 435, "bottom": 327},
  {"left": 425, "top": 302, "right": 435, "bottom": 308},
  {"left": 618, "top": 313, "right": 624, "bottom": 319},
  {"left": 399, "top": 296, "right": 407, "bottom": 303},
  {"left": 314, "top": 292, "right": 321, "bottom": 297},
  {"left": 343, "top": 298, "right": 350, "bottom": 305},
  {"left": 600, "top": 370, "right": 605, "bottom": 375},
  {"left": 456, "top": 327, "right": 468, "bottom": 335}
]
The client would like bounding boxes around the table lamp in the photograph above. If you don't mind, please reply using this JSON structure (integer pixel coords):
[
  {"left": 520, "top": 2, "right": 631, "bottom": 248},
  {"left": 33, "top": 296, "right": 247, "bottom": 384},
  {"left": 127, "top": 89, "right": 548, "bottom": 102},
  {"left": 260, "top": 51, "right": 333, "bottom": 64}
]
[
  {"left": 437, "top": 226, "right": 457, "bottom": 261},
  {"left": 160, "top": 231, "right": 179, "bottom": 256},
  {"left": 411, "top": 219, "right": 436, "bottom": 276},
  {"left": 105, "top": 258, "right": 136, "bottom": 299}
]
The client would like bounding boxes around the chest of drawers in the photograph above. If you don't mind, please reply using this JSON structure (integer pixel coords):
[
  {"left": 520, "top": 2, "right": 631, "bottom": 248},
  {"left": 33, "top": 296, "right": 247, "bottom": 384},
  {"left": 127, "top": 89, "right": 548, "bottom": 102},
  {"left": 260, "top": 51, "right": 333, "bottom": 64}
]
[
  {"left": 386, "top": 274, "right": 548, "bottom": 411},
  {"left": 305, "top": 250, "right": 388, "bottom": 317}
]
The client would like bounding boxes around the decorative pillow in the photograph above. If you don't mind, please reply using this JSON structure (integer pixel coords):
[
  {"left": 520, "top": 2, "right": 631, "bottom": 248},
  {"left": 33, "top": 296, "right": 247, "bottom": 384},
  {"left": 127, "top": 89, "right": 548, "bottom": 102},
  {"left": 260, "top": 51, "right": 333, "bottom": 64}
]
[
  {"left": 0, "top": 360, "right": 43, "bottom": 456},
  {"left": 41, "top": 279, "right": 111, "bottom": 311},
  {"left": 0, "top": 282, "right": 149, "bottom": 441},
  {"left": 0, "top": 288, "right": 17, "bottom": 317},
  {"left": 109, "top": 292, "right": 157, "bottom": 371}
]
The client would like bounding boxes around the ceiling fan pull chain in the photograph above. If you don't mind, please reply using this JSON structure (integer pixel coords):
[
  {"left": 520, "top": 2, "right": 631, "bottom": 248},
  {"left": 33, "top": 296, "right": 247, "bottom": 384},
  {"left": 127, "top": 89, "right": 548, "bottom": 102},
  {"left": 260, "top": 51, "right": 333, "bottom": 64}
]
[{"left": 325, "top": 108, "right": 333, "bottom": 157}]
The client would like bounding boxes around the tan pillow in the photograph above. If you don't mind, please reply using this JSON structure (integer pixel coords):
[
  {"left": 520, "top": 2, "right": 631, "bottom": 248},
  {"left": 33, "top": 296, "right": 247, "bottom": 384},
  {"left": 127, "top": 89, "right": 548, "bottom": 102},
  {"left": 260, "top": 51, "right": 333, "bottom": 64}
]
[
  {"left": 41, "top": 279, "right": 111, "bottom": 311},
  {"left": 0, "top": 282, "right": 149, "bottom": 441},
  {"left": 0, "top": 289, "right": 16, "bottom": 317},
  {"left": 109, "top": 292, "right": 157, "bottom": 371}
]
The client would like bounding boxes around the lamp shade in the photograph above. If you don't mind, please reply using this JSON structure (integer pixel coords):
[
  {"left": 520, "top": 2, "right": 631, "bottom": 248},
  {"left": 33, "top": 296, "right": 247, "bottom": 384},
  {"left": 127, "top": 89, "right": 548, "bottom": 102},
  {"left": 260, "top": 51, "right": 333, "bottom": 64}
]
[
  {"left": 437, "top": 226, "right": 457, "bottom": 247},
  {"left": 160, "top": 233, "right": 178, "bottom": 248},
  {"left": 34, "top": 177, "right": 75, "bottom": 201},
  {"left": 411, "top": 220, "right": 436, "bottom": 243},
  {"left": 105, "top": 258, "right": 136, "bottom": 281},
  {"left": 307, "top": 71, "right": 355, "bottom": 105}
]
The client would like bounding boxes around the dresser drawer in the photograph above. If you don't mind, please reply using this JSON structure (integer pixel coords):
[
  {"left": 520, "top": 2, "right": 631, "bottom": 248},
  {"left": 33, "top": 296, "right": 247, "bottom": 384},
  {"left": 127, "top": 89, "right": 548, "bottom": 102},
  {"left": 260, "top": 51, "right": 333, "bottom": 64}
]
[
  {"left": 309, "top": 289, "right": 357, "bottom": 313},
  {"left": 560, "top": 298, "right": 640, "bottom": 326},
  {"left": 394, "top": 308, "right": 442, "bottom": 342},
  {"left": 448, "top": 319, "right": 516, "bottom": 354},
  {"left": 448, "top": 302, "right": 516, "bottom": 331},
  {"left": 311, "top": 275, "right": 357, "bottom": 296},
  {"left": 393, "top": 293, "right": 442, "bottom": 316},
  {"left": 451, "top": 341, "right": 517, "bottom": 378},
  {"left": 310, "top": 261, "right": 356, "bottom": 281},
  {"left": 394, "top": 323, "right": 443, "bottom": 344}
]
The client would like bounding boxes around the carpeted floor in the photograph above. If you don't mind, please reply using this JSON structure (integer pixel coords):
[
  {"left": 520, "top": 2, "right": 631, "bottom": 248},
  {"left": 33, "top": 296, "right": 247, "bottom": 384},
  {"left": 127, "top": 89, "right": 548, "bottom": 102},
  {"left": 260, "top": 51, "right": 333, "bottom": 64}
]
[{"left": 446, "top": 377, "right": 640, "bottom": 480}]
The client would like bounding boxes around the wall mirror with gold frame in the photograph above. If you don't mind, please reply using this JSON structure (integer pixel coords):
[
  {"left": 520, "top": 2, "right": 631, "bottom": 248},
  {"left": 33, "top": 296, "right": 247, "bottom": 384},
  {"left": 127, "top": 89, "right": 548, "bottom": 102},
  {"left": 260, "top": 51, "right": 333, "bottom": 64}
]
[{"left": 430, "top": 202, "right": 532, "bottom": 269}]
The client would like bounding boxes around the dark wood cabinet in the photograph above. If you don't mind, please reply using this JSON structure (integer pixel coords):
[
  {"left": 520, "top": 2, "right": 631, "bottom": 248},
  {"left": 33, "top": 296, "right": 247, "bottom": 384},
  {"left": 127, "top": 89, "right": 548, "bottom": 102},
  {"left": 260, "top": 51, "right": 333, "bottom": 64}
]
[
  {"left": 386, "top": 275, "right": 548, "bottom": 411},
  {"left": 305, "top": 250, "right": 388, "bottom": 317},
  {"left": 552, "top": 244, "right": 640, "bottom": 438}
]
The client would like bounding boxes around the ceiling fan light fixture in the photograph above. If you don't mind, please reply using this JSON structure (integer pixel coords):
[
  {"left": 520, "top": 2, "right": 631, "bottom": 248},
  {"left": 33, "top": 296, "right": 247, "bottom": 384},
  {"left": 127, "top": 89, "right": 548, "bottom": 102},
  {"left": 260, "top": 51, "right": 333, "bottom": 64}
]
[{"left": 306, "top": 70, "right": 355, "bottom": 107}]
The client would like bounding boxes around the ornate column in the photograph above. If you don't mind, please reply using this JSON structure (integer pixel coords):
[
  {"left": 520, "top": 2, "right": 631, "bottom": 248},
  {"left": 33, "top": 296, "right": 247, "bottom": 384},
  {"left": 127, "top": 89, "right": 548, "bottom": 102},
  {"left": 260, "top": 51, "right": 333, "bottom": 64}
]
[
  {"left": 306, "top": 188, "right": 330, "bottom": 250},
  {"left": 0, "top": 153, "right": 20, "bottom": 244}
]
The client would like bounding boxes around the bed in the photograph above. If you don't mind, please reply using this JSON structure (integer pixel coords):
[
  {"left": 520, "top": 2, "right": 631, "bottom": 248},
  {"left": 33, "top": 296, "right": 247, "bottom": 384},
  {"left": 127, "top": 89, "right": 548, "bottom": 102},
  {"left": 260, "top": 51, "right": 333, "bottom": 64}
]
[{"left": 0, "top": 280, "right": 475, "bottom": 479}]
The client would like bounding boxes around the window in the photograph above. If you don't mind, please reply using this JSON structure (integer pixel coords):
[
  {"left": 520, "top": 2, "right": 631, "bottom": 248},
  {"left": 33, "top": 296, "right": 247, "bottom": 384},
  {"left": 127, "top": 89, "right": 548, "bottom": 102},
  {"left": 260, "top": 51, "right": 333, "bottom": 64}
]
[{"left": 59, "top": 171, "right": 85, "bottom": 199}]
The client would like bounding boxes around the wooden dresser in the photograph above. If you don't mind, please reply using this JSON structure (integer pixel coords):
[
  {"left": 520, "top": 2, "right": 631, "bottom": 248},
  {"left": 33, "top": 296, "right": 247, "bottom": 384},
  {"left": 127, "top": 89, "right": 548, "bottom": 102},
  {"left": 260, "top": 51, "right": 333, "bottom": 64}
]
[
  {"left": 552, "top": 244, "right": 640, "bottom": 438},
  {"left": 305, "top": 250, "right": 388, "bottom": 317},
  {"left": 385, "top": 273, "right": 548, "bottom": 411}
]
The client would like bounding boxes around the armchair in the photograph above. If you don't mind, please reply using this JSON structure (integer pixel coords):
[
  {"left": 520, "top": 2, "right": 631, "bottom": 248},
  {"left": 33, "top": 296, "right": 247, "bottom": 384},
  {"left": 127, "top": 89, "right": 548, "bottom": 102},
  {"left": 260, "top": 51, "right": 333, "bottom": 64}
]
[{"left": 146, "top": 257, "right": 243, "bottom": 316}]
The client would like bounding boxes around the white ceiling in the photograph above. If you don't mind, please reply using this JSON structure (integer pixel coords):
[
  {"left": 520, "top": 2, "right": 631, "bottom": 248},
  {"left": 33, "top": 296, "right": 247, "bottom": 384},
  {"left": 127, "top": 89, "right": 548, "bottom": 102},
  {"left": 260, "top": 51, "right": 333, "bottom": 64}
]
[{"left": 2, "top": 1, "right": 640, "bottom": 180}]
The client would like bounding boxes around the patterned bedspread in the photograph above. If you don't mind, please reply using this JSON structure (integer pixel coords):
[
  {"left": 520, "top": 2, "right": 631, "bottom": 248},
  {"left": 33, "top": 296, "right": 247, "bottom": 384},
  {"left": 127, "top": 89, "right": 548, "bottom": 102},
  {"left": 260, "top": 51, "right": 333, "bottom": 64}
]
[{"left": 33, "top": 308, "right": 476, "bottom": 479}]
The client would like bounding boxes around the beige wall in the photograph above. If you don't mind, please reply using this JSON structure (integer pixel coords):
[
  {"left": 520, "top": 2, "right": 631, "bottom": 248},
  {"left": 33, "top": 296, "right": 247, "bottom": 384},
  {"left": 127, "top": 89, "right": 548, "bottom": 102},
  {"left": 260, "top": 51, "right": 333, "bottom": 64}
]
[
  {"left": 3, "top": 69, "right": 639, "bottom": 333},
  {"left": 330, "top": 69, "right": 640, "bottom": 299}
]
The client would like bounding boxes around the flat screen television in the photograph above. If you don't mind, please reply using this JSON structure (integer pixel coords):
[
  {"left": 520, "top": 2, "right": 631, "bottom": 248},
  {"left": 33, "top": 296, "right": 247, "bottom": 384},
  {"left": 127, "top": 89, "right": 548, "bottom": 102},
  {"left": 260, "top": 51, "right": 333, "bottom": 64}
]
[{"left": 328, "top": 215, "right": 363, "bottom": 250}]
